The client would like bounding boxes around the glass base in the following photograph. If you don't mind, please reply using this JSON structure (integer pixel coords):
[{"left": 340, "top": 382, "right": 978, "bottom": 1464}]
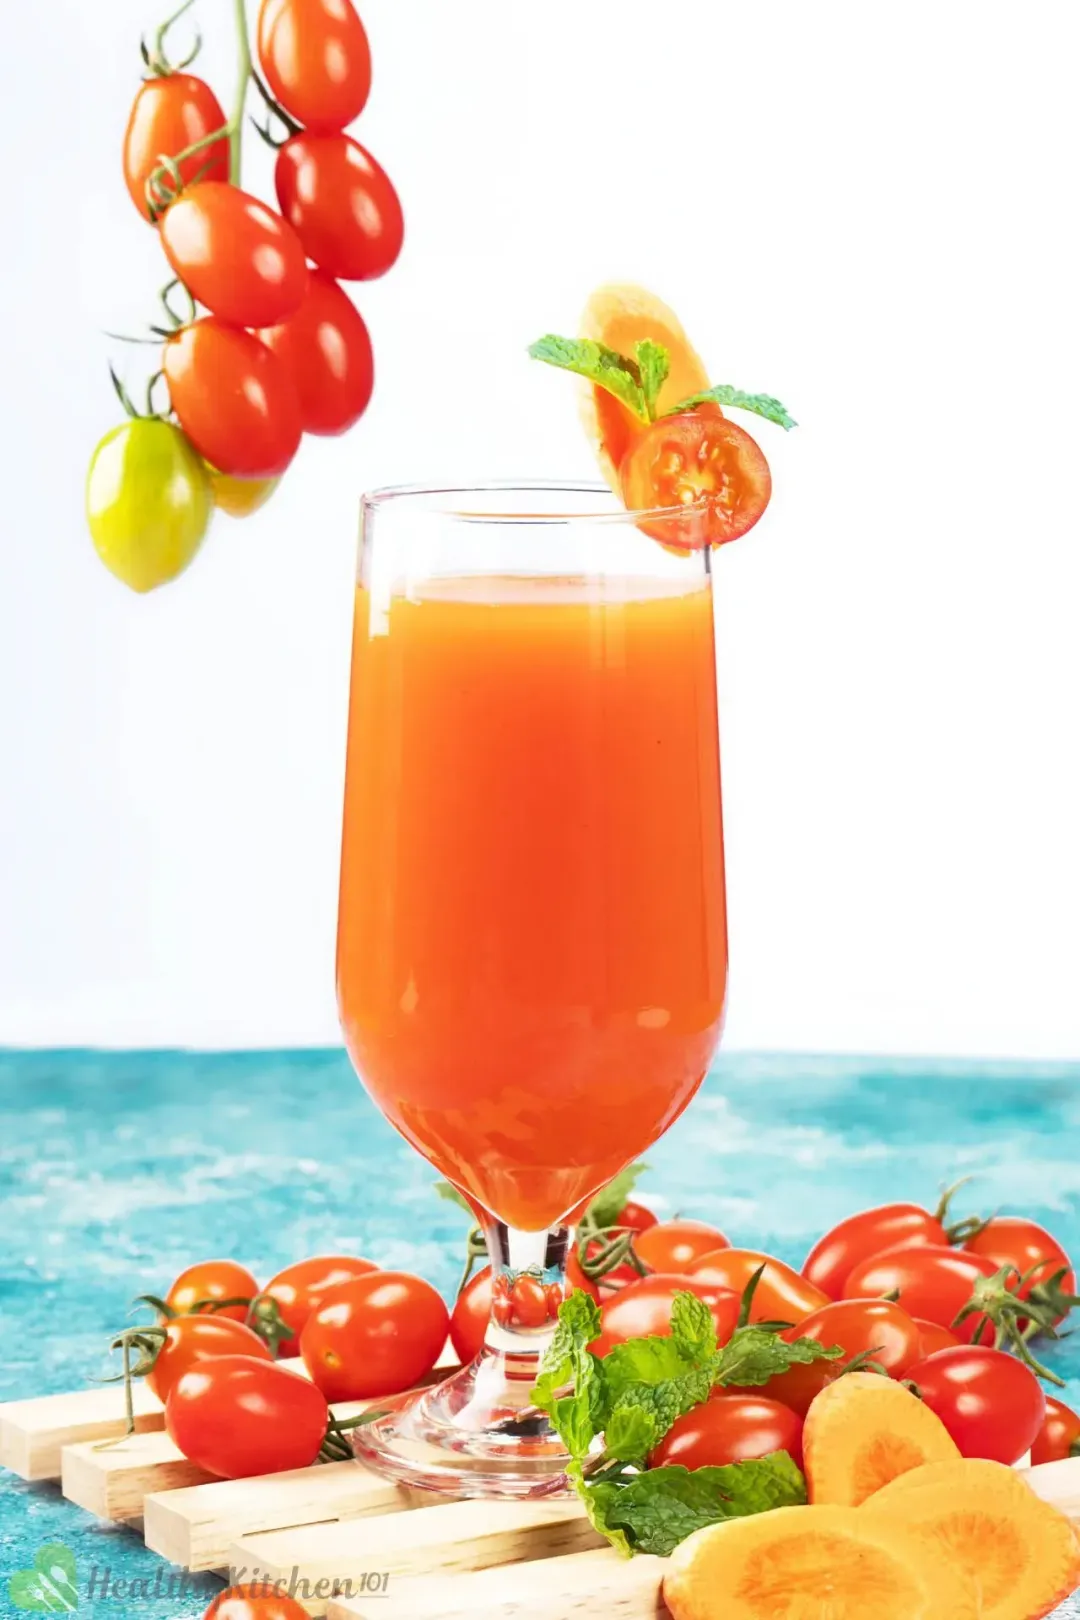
[{"left": 350, "top": 1347, "right": 574, "bottom": 1499}]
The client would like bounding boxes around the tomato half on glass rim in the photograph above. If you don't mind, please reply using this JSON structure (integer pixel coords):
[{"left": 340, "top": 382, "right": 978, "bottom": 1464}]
[{"left": 619, "top": 410, "right": 771, "bottom": 550}]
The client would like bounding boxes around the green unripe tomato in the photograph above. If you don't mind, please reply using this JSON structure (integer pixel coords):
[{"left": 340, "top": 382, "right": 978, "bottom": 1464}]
[{"left": 86, "top": 418, "right": 213, "bottom": 592}]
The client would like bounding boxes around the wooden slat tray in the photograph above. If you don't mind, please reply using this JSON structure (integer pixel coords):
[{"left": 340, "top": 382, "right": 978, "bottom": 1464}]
[{"left": 4, "top": 1372, "right": 1080, "bottom": 1618}]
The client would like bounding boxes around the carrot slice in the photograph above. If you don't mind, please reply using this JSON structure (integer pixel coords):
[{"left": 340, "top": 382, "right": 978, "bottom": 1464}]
[
  {"left": 663, "top": 1503, "right": 978, "bottom": 1620},
  {"left": 863, "top": 1459, "right": 1080, "bottom": 1620},
  {"left": 803, "top": 1372, "right": 960, "bottom": 1506}
]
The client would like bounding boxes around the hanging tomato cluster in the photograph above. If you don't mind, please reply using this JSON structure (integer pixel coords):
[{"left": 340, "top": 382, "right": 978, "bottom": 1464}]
[{"left": 86, "top": 0, "right": 403, "bottom": 594}]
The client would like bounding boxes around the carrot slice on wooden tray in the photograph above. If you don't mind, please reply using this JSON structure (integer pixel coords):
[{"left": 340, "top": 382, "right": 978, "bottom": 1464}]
[
  {"left": 863, "top": 1458, "right": 1080, "bottom": 1620},
  {"left": 803, "top": 1371, "right": 959, "bottom": 1505},
  {"left": 662, "top": 1503, "right": 978, "bottom": 1620}
]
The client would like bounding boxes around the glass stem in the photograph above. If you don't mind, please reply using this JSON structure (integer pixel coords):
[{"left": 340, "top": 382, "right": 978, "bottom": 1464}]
[{"left": 482, "top": 1220, "right": 572, "bottom": 1354}]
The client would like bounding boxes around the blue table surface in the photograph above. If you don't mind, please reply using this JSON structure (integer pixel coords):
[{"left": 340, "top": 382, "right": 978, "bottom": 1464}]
[{"left": 2, "top": 1048, "right": 1080, "bottom": 1617}]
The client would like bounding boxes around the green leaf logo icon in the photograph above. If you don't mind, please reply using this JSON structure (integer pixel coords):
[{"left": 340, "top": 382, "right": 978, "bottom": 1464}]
[{"left": 8, "top": 1543, "right": 78, "bottom": 1612}]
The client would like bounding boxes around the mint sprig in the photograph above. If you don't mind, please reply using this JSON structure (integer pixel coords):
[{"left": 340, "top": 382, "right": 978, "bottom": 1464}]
[
  {"left": 667, "top": 384, "right": 797, "bottom": 431},
  {"left": 635, "top": 340, "right": 670, "bottom": 419},
  {"left": 583, "top": 1453, "right": 806, "bottom": 1557},
  {"left": 527, "top": 336, "right": 647, "bottom": 422}
]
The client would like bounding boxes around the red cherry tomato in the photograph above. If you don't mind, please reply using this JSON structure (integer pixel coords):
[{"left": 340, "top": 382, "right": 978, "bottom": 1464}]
[
  {"left": 545, "top": 1281, "right": 565, "bottom": 1317},
  {"left": 635, "top": 1220, "right": 731, "bottom": 1276},
  {"left": 449, "top": 1266, "right": 491, "bottom": 1363},
  {"left": 802, "top": 1203, "right": 950, "bottom": 1300},
  {"left": 164, "top": 319, "right": 302, "bottom": 479},
  {"left": 257, "top": 0, "right": 371, "bottom": 132},
  {"left": 906, "top": 1345, "right": 1046, "bottom": 1464},
  {"left": 649, "top": 1394, "right": 804, "bottom": 1472},
  {"left": 165, "top": 1259, "right": 259, "bottom": 1323},
  {"left": 964, "top": 1217, "right": 1075, "bottom": 1320},
  {"left": 690, "top": 1250, "right": 829, "bottom": 1325},
  {"left": 726, "top": 1357, "right": 839, "bottom": 1420},
  {"left": 913, "top": 1318, "right": 961, "bottom": 1358},
  {"left": 507, "top": 1273, "right": 550, "bottom": 1330},
  {"left": 159, "top": 182, "right": 308, "bottom": 328},
  {"left": 275, "top": 134, "right": 404, "bottom": 282},
  {"left": 620, "top": 412, "right": 771, "bottom": 550},
  {"left": 259, "top": 272, "right": 374, "bottom": 436},
  {"left": 1031, "top": 1395, "right": 1080, "bottom": 1466},
  {"left": 617, "top": 1200, "right": 658, "bottom": 1235},
  {"left": 262, "top": 1254, "right": 378, "bottom": 1348},
  {"left": 299, "top": 1271, "right": 449, "bottom": 1401},
  {"left": 145, "top": 1314, "right": 271, "bottom": 1404},
  {"left": 565, "top": 1248, "right": 602, "bottom": 1302},
  {"left": 591, "top": 1274, "right": 740, "bottom": 1358},
  {"left": 165, "top": 1355, "right": 328, "bottom": 1478},
  {"left": 842, "top": 1245, "right": 1001, "bottom": 1344},
  {"left": 206, "top": 1584, "right": 311, "bottom": 1620},
  {"left": 788, "top": 1298, "right": 922, "bottom": 1377},
  {"left": 122, "top": 75, "right": 229, "bottom": 222}
]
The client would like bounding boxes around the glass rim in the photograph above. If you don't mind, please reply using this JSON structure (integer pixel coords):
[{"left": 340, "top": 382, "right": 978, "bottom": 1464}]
[{"left": 361, "top": 479, "right": 695, "bottom": 528}]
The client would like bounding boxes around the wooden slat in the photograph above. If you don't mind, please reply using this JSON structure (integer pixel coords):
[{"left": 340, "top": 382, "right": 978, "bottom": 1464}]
[
  {"left": 329, "top": 1547, "right": 667, "bottom": 1619},
  {"left": 62, "top": 1430, "right": 211, "bottom": 1521},
  {"left": 229, "top": 1498, "right": 603, "bottom": 1618},
  {"left": 144, "top": 1459, "right": 422, "bottom": 1572},
  {"left": 0, "top": 1385, "right": 164, "bottom": 1482}
]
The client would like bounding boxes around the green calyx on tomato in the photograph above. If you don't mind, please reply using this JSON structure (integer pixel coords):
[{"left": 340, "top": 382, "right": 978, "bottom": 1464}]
[{"left": 86, "top": 417, "right": 212, "bottom": 593}]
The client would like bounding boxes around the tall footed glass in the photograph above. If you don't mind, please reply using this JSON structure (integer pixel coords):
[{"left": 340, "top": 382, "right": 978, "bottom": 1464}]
[{"left": 336, "top": 484, "right": 728, "bottom": 1496}]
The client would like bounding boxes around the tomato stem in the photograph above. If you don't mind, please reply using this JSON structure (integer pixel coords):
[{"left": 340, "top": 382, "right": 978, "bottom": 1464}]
[
  {"left": 143, "top": 0, "right": 201, "bottom": 77},
  {"left": 228, "top": 0, "right": 252, "bottom": 187}
]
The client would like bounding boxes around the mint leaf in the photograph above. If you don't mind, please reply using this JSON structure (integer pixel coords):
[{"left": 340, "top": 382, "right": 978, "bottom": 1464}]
[
  {"left": 528, "top": 335, "right": 648, "bottom": 421},
  {"left": 581, "top": 1453, "right": 806, "bottom": 1557},
  {"left": 670, "top": 1291, "right": 717, "bottom": 1362},
  {"left": 569, "top": 1461, "right": 632, "bottom": 1557},
  {"left": 583, "top": 1162, "right": 648, "bottom": 1231},
  {"left": 532, "top": 1291, "right": 605, "bottom": 1460},
  {"left": 635, "top": 340, "right": 670, "bottom": 419},
  {"left": 600, "top": 1294, "right": 719, "bottom": 1462},
  {"left": 714, "top": 1326, "right": 842, "bottom": 1388},
  {"left": 600, "top": 1333, "right": 702, "bottom": 1405},
  {"left": 433, "top": 1180, "right": 474, "bottom": 1214},
  {"left": 605, "top": 1366, "right": 715, "bottom": 1462},
  {"left": 667, "top": 384, "right": 797, "bottom": 431}
]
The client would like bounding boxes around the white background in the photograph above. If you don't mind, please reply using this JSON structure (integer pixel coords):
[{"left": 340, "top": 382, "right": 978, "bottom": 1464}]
[{"left": 1, "top": 1, "right": 1077, "bottom": 1056}]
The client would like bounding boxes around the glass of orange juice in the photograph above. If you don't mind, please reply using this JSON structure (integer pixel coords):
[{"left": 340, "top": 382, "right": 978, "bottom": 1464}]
[{"left": 337, "top": 483, "right": 728, "bottom": 1494}]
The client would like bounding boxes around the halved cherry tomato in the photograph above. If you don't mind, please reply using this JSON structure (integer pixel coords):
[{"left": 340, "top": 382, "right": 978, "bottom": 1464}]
[
  {"left": 789, "top": 1298, "right": 922, "bottom": 1377},
  {"left": 649, "top": 1394, "right": 804, "bottom": 1471},
  {"left": 964, "top": 1217, "right": 1075, "bottom": 1321},
  {"left": 123, "top": 75, "right": 228, "bottom": 221},
  {"left": 166, "top": 1260, "right": 259, "bottom": 1323},
  {"left": 913, "top": 1318, "right": 961, "bottom": 1357},
  {"left": 146, "top": 1314, "right": 271, "bottom": 1404},
  {"left": 1031, "top": 1395, "right": 1080, "bottom": 1466},
  {"left": 257, "top": 0, "right": 371, "bottom": 133},
  {"left": 634, "top": 1220, "right": 731, "bottom": 1275},
  {"left": 905, "top": 1345, "right": 1046, "bottom": 1465},
  {"left": 591, "top": 1274, "right": 740, "bottom": 1357},
  {"left": 159, "top": 182, "right": 308, "bottom": 328},
  {"left": 165, "top": 1355, "right": 327, "bottom": 1479},
  {"left": 508, "top": 1273, "right": 549, "bottom": 1330},
  {"left": 450, "top": 1266, "right": 491, "bottom": 1363},
  {"left": 726, "top": 1356, "right": 839, "bottom": 1419},
  {"left": 259, "top": 272, "right": 374, "bottom": 436},
  {"left": 164, "top": 320, "right": 302, "bottom": 479},
  {"left": 802, "top": 1202, "right": 950, "bottom": 1299},
  {"left": 841, "top": 1245, "right": 1001, "bottom": 1344},
  {"left": 620, "top": 412, "right": 771, "bottom": 550},
  {"left": 206, "top": 1584, "right": 310, "bottom": 1620},
  {"left": 299, "top": 1271, "right": 449, "bottom": 1401},
  {"left": 262, "top": 1255, "right": 378, "bottom": 1348},
  {"left": 690, "top": 1250, "right": 829, "bottom": 1325},
  {"left": 275, "top": 134, "right": 404, "bottom": 282}
]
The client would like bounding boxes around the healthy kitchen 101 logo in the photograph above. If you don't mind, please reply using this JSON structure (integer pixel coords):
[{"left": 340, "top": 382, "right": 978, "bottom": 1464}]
[{"left": 8, "top": 1543, "right": 78, "bottom": 1612}]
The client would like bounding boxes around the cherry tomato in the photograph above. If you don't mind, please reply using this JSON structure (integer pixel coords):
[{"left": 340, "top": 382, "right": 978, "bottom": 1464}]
[
  {"left": 166, "top": 1260, "right": 259, "bottom": 1323},
  {"left": 565, "top": 1248, "right": 602, "bottom": 1301},
  {"left": 275, "top": 134, "right": 404, "bottom": 282},
  {"left": 505, "top": 1274, "right": 549, "bottom": 1329},
  {"left": 964, "top": 1217, "right": 1075, "bottom": 1320},
  {"left": 690, "top": 1250, "right": 829, "bottom": 1325},
  {"left": 206, "top": 467, "right": 280, "bottom": 518},
  {"left": 257, "top": 0, "right": 371, "bottom": 132},
  {"left": 906, "top": 1345, "right": 1046, "bottom": 1465},
  {"left": 206, "top": 1585, "right": 310, "bottom": 1620},
  {"left": 620, "top": 412, "right": 771, "bottom": 550},
  {"left": 617, "top": 1200, "right": 659, "bottom": 1236},
  {"left": 123, "top": 74, "right": 228, "bottom": 221},
  {"left": 259, "top": 272, "right": 374, "bottom": 436},
  {"left": 591, "top": 1274, "right": 741, "bottom": 1357},
  {"left": 159, "top": 183, "right": 308, "bottom": 328},
  {"left": 545, "top": 1280, "right": 565, "bottom": 1317},
  {"left": 86, "top": 419, "right": 212, "bottom": 593},
  {"left": 450, "top": 1266, "right": 491, "bottom": 1363},
  {"left": 789, "top": 1298, "right": 922, "bottom": 1377},
  {"left": 726, "top": 1356, "right": 839, "bottom": 1419},
  {"left": 649, "top": 1394, "right": 804, "bottom": 1471},
  {"left": 146, "top": 1314, "right": 271, "bottom": 1404},
  {"left": 1031, "top": 1395, "right": 1080, "bottom": 1466},
  {"left": 914, "top": 1318, "right": 961, "bottom": 1357},
  {"left": 262, "top": 1255, "right": 378, "bottom": 1348},
  {"left": 802, "top": 1202, "right": 950, "bottom": 1300},
  {"left": 166, "top": 1355, "right": 327, "bottom": 1479},
  {"left": 299, "top": 1271, "right": 449, "bottom": 1400},
  {"left": 842, "top": 1245, "right": 1001, "bottom": 1344},
  {"left": 635, "top": 1220, "right": 731, "bottom": 1275},
  {"left": 164, "top": 320, "right": 302, "bottom": 479}
]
